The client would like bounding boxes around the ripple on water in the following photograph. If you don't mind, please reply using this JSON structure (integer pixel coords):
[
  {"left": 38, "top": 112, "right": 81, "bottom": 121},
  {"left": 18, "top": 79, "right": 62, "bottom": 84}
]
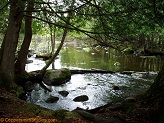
[{"left": 27, "top": 72, "right": 157, "bottom": 111}]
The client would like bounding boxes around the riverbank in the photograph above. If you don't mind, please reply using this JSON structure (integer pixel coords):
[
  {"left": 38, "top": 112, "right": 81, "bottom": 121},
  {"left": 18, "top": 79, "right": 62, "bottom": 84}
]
[
  {"left": 0, "top": 88, "right": 89, "bottom": 123},
  {"left": 0, "top": 88, "right": 160, "bottom": 123}
]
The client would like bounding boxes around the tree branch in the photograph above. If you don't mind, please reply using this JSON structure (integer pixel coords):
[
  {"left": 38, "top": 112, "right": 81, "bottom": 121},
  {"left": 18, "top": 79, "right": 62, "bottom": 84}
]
[{"left": 0, "top": 1, "right": 10, "bottom": 11}]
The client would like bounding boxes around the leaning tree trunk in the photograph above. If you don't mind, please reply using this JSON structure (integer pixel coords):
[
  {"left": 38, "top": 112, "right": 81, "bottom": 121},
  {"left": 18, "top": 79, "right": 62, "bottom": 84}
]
[
  {"left": 38, "top": 0, "right": 75, "bottom": 77},
  {"left": 39, "top": 24, "right": 68, "bottom": 76},
  {"left": 0, "top": 0, "right": 25, "bottom": 90},
  {"left": 15, "top": 0, "right": 34, "bottom": 74}
]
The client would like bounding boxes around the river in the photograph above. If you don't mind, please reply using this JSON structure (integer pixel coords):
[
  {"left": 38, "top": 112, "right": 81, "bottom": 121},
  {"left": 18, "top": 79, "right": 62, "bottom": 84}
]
[{"left": 26, "top": 44, "right": 164, "bottom": 111}]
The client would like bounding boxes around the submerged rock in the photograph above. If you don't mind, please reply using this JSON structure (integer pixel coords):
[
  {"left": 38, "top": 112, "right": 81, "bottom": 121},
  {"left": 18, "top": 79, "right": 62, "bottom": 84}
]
[
  {"left": 73, "top": 95, "right": 89, "bottom": 102},
  {"left": 112, "top": 86, "right": 120, "bottom": 90},
  {"left": 43, "top": 68, "right": 71, "bottom": 86},
  {"left": 58, "top": 91, "right": 69, "bottom": 97},
  {"left": 45, "top": 96, "right": 59, "bottom": 103}
]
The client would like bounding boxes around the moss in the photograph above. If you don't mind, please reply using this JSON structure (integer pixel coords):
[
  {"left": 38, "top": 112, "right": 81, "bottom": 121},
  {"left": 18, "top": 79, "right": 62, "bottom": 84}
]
[
  {"left": 24, "top": 103, "right": 55, "bottom": 117},
  {"left": 10, "top": 86, "right": 23, "bottom": 97},
  {"left": 20, "top": 103, "right": 79, "bottom": 119},
  {"left": 53, "top": 109, "right": 79, "bottom": 119},
  {"left": 44, "top": 68, "right": 71, "bottom": 85},
  {"left": 36, "top": 53, "right": 52, "bottom": 60},
  {"left": 59, "top": 68, "right": 71, "bottom": 79}
]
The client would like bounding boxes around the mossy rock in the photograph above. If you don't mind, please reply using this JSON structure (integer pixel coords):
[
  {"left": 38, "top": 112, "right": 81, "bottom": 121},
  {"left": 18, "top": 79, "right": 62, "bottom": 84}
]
[
  {"left": 43, "top": 68, "right": 71, "bottom": 86},
  {"left": 36, "top": 53, "right": 52, "bottom": 60}
]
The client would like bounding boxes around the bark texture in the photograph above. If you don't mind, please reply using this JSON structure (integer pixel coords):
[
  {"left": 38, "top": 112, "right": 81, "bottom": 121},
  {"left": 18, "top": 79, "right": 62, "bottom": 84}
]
[
  {"left": 15, "top": 0, "right": 34, "bottom": 74},
  {"left": 145, "top": 65, "right": 164, "bottom": 106},
  {"left": 0, "top": 0, "right": 25, "bottom": 89}
]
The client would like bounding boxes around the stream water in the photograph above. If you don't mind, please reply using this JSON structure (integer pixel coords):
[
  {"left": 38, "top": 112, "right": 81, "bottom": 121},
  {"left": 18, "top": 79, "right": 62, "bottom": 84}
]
[{"left": 26, "top": 45, "right": 164, "bottom": 111}]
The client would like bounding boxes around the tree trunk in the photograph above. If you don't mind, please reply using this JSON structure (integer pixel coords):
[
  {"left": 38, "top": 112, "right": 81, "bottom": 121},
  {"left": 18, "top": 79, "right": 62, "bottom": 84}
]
[
  {"left": 0, "top": 0, "right": 25, "bottom": 89},
  {"left": 52, "top": 26, "right": 56, "bottom": 69},
  {"left": 38, "top": 0, "right": 75, "bottom": 76},
  {"left": 39, "top": 25, "right": 68, "bottom": 76},
  {"left": 143, "top": 65, "right": 164, "bottom": 122},
  {"left": 145, "top": 65, "right": 164, "bottom": 106},
  {"left": 49, "top": 24, "right": 55, "bottom": 69},
  {"left": 15, "top": 0, "right": 34, "bottom": 74}
]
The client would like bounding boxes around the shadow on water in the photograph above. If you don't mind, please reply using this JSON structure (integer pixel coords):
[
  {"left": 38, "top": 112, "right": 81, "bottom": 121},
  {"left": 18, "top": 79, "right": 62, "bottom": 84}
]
[{"left": 26, "top": 45, "right": 164, "bottom": 111}]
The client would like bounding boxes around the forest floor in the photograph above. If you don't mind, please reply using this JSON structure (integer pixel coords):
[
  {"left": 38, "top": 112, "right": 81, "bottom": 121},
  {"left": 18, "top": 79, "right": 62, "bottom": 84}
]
[{"left": 0, "top": 88, "right": 159, "bottom": 123}]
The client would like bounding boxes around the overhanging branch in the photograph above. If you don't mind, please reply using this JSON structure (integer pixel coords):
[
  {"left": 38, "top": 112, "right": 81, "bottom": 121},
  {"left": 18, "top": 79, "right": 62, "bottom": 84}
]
[{"left": 0, "top": 1, "right": 10, "bottom": 11}]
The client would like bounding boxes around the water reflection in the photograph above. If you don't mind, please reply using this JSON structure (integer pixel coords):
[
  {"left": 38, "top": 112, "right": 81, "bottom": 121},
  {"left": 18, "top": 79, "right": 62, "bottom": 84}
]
[
  {"left": 26, "top": 46, "right": 163, "bottom": 111},
  {"left": 60, "top": 47, "right": 164, "bottom": 72},
  {"left": 26, "top": 47, "right": 164, "bottom": 72}
]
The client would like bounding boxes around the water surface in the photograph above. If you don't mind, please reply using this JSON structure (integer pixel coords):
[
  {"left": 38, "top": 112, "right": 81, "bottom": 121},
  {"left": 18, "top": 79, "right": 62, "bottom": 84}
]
[{"left": 26, "top": 46, "right": 163, "bottom": 111}]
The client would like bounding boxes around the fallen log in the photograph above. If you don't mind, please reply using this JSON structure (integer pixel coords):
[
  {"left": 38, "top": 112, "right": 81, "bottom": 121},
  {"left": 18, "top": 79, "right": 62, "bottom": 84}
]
[
  {"left": 144, "top": 49, "right": 164, "bottom": 56},
  {"left": 70, "top": 69, "right": 115, "bottom": 74}
]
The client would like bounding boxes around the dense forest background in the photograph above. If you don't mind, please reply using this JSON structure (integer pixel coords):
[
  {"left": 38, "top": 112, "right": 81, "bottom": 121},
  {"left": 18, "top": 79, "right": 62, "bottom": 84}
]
[
  {"left": 0, "top": 0, "right": 164, "bottom": 122},
  {"left": 0, "top": 0, "right": 163, "bottom": 54}
]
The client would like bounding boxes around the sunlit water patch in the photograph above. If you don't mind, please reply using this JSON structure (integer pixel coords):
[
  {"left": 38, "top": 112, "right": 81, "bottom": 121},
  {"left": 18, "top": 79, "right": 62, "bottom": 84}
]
[
  {"left": 25, "top": 57, "right": 62, "bottom": 72},
  {"left": 27, "top": 72, "right": 157, "bottom": 111}
]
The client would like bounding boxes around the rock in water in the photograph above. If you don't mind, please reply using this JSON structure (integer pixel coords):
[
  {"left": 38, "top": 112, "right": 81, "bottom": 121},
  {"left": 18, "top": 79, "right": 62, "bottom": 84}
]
[
  {"left": 43, "top": 68, "right": 71, "bottom": 86},
  {"left": 45, "top": 96, "right": 59, "bottom": 103},
  {"left": 58, "top": 91, "right": 69, "bottom": 97},
  {"left": 112, "top": 86, "right": 120, "bottom": 90},
  {"left": 73, "top": 95, "right": 89, "bottom": 102}
]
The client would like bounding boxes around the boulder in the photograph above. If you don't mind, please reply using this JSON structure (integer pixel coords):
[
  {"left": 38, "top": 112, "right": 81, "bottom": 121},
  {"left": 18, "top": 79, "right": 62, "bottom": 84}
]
[
  {"left": 58, "top": 91, "right": 69, "bottom": 97},
  {"left": 36, "top": 53, "right": 52, "bottom": 60},
  {"left": 45, "top": 96, "right": 59, "bottom": 103},
  {"left": 43, "top": 68, "right": 71, "bottom": 86},
  {"left": 73, "top": 95, "right": 89, "bottom": 102}
]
